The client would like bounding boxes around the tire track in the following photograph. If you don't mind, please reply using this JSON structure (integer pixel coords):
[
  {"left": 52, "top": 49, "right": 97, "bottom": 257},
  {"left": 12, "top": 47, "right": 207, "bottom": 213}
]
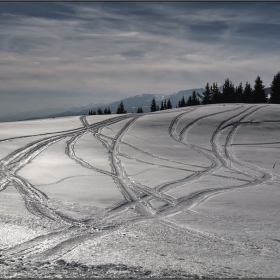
[
  {"left": 224, "top": 105, "right": 272, "bottom": 182},
  {"left": 1, "top": 105, "right": 277, "bottom": 268},
  {"left": 159, "top": 106, "right": 272, "bottom": 216},
  {"left": 154, "top": 107, "right": 243, "bottom": 193}
]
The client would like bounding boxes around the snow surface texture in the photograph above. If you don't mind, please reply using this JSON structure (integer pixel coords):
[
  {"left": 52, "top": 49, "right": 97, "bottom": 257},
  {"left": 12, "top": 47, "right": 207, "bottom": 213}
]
[{"left": 0, "top": 104, "right": 280, "bottom": 278}]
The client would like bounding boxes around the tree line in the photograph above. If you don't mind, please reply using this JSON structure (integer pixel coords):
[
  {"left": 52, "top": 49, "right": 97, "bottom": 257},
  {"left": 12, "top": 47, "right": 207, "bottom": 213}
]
[
  {"left": 88, "top": 71, "right": 280, "bottom": 115},
  {"left": 202, "top": 72, "right": 280, "bottom": 105},
  {"left": 88, "top": 101, "right": 127, "bottom": 115}
]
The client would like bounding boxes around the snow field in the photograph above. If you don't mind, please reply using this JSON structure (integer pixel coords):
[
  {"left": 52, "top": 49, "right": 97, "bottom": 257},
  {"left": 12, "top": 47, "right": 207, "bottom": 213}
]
[{"left": 0, "top": 104, "right": 280, "bottom": 278}]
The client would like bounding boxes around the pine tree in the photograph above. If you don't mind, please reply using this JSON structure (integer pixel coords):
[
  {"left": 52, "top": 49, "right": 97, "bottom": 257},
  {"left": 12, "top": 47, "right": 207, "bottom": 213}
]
[
  {"left": 164, "top": 100, "right": 167, "bottom": 110},
  {"left": 186, "top": 96, "right": 192, "bottom": 106},
  {"left": 222, "top": 79, "right": 236, "bottom": 103},
  {"left": 181, "top": 96, "right": 186, "bottom": 107},
  {"left": 211, "top": 83, "right": 222, "bottom": 104},
  {"left": 150, "top": 98, "right": 157, "bottom": 112},
  {"left": 243, "top": 82, "right": 253, "bottom": 103},
  {"left": 253, "top": 75, "right": 267, "bottom": 103},
  {"left": 160, "top": 101, "right": 164, "bottom": 110},
  {"left": 97, "top": 108, "right": 103, "bottom": 115},
  {"left": 137, "top": 107, "right": 143, "bottom": 113},
  {"left": 178, "top": 96, "right": 186, "bottom": 108},
  {"left": 191, "top": 91, "right": 201, "bottom": 105},
  {"left": 167, "top": 99, "right": 172, "bottom": 109},
  {"left": 116, "top": 101, "right": 127, "bottom": 114},
  {"left": 103, "top": 107, "right": 111, "bottom": 114},
  {"left": 88, "top": 110, "right": 92, "bottom": 115},
  {"left": 235, "top": 83, "right": 243, "bottom": 103},
  {"left": 269, "top": 72, "right": 280, "bottom": 104},
  {"left": 202, "top": 82, "right": 212, "bottom": 104}
]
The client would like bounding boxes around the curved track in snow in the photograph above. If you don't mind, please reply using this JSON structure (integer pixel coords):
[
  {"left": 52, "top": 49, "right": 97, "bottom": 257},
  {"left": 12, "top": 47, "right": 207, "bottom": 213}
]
[{"left": 0, "top": 104, "right": 278, "bottom": 273}]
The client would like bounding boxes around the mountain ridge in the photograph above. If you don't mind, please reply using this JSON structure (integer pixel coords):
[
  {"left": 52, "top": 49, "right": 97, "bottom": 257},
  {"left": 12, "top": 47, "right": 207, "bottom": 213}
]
[{"left": 0, "top": 87, "right": 271, "bottom": 122}]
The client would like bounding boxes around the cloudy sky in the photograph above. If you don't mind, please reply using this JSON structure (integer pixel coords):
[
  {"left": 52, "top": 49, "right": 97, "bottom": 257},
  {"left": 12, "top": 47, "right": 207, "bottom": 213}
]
[{"left": 1, "top": 2, "right": 280, "bottom": 115}]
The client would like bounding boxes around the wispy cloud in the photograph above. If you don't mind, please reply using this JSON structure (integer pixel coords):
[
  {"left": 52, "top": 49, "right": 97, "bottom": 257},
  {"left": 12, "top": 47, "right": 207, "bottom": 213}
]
[{"left": 0, "top": 2, "right": 279, "bottom": 115}]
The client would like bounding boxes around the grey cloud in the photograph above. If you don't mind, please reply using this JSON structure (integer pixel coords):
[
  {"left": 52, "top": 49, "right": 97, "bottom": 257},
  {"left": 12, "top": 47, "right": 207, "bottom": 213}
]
[
  {"left": 0, "top": 2, "right": 280, "bottom": 116},
  {"left": 236, "top": 23, "right": 280, "bottom": 39},
  {"left": 121, "top": 50, "right": 144, "bottom": 59}
]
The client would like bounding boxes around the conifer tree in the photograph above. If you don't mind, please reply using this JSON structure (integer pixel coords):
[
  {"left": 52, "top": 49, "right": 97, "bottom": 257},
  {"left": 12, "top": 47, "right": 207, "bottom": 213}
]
[
  {"left": 222, "top": 79, "right": 236, "bottom": 103},
  {"left": 178, "top": 96, "right": 186, "bottom": 107},
  {"left": 269, "top": 72, "right": 280, "bottom": 104},
  {"left": 116, "top": 101, "right": 127, "bottom": 114},
  {"left": 164, "top": 100, "right": 167, "bottom": 110},
  {"left": 137, "top": 107, "right": 143, "bottom": 113},
  {"left": 243, "top": 82, "right": 253, "bottom": 103},
  {"left": 211, "top": 83, "right": 222, "bottom": 104},
  {"left": 178, "top": 100, "right": 181, "bottom": 108},
  {"left": 186, "top": 95, "right": 192, "bottom": 106},
  {"left": 160, "top": 101, "right": 164, "bottom": 110},
  {"left": 150, "top": 98, "right": 157, "bottom": 112},
  {"left": 167, "top": 99, "right": 172, "bottom": 109},
  {"left": 202, "top": 82, "right": 212, "bottom": 104},
  {"left": 103, "top": 107, "right": 111, "bottom": 114},
  {"left": 191, "top": 91, "right": 201, "bottom": 105},
  {"left": 181, "top": 96, "right": 186, "bottom": 107},
  {"left": 253, "top": 75, "right": 267, "bottom": 103},
  {"left": 97, "top": 108, "right": 103, "bottom": 115},
  {"left": 235, "top": 83, "right": 243, "bottom": 103}
]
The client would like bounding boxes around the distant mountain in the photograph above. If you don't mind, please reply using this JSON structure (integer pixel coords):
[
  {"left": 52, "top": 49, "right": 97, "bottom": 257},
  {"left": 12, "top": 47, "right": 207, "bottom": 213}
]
[
  {"left": 0, "top": 103, "right": 104, "bottom": 122},
  {"left": 47, "top": 88, "right": 205, "bottom": 118},
  {"left": 0, "top": 87, "right": 272, "bottom": 122}
]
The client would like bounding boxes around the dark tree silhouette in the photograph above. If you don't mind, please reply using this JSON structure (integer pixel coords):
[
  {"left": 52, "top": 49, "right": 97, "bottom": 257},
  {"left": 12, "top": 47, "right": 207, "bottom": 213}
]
[
  {"left": 104, "top": 107, "right": 111, "bottom": 114},
  {"left": 167, "top": 99, "right": 172, "bottom": 109},
  {"left": 97, "top": 108, "right": 103, "bottom": 115},
  {"left": 137, "top": 107, "right": 143, "bottom": 113},
  {"left": 191, "top": 91, "right": 201, "bottom": 105},
  {"left": 164, "top": 100, "right": 167, "bottom": 110},
  {"left": 160, "top": 101, "right": 164, "bottom": 110},
  {"left": 186, "top": 95, "right": 192, "bottom": 106},
  {"left": 242, "top": 82, "right": 253, "bottom": 103},
  {"left": 222, "top": 79, "right": 236, "bottom": 103},
  {"left": 202, "top": 82, "right": 212, "bottom": 104},
  {"left": 150, "top": 98, "right": 157, "bottom": 112},
  {"left": 235, "top": 83, "right": 243, "bottom": 103},
  {"left": 270, "top": 72, "right": 280, "bottom": 104},
  {"left": 211, "top": 83, "right": 222, "bottom": 104},
  {"left": 253, "top": 76, "right": 267, "bottom": 103},
  {"left": 178, "top": 96, "right": 186, "bottom": 107},
  {"left": 116, "top": 101, "right": 127, "bottom": 114}
]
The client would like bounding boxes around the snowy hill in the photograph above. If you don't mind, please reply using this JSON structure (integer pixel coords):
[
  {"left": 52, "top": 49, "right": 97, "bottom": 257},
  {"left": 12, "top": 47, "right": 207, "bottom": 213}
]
[{"left": 0, "top": 104, "right": 280, "bottom": 278}]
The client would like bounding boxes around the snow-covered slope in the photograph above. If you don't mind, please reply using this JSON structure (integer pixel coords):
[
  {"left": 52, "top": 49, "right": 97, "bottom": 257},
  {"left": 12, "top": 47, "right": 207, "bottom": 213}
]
[{"left": 0, "top": 104, "right": 279, "bottom": 278}]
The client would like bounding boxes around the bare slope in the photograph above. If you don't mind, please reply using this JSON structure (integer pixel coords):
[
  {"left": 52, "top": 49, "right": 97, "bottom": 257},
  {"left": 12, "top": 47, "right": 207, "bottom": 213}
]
[{"left": 0, "top": 104, "right": 280, "bottom": 278}]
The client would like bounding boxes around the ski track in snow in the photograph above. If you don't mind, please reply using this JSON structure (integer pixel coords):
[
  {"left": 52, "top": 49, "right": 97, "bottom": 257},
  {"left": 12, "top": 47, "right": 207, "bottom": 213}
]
[{"left": 0, "top": 104, "right": 279, "bottom": 276}]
